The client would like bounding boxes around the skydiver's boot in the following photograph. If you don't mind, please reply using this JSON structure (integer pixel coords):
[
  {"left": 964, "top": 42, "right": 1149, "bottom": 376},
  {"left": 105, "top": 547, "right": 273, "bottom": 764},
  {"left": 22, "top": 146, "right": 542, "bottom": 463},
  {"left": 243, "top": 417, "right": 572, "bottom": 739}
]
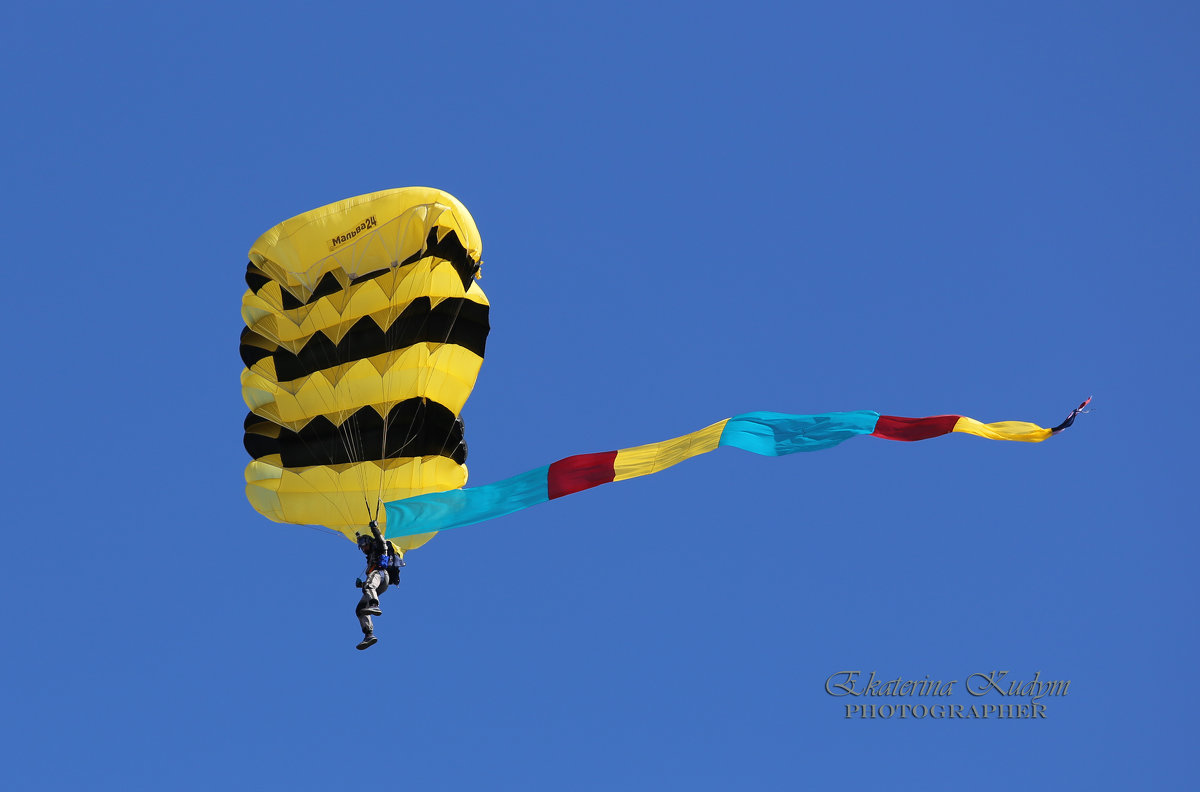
[
  {"left": 358, "top": 606, "right": 382, "bottom": 616},
  {"left": 357, "top": 633, "right": 378, "bottom": 650}
]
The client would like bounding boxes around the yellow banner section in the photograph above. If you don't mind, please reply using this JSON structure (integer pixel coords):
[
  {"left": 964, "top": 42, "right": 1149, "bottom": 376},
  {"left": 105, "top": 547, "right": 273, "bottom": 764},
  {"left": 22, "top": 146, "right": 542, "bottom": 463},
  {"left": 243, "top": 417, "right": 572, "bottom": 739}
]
[
  {"left": 952, "top": 417, "right": 1052, "bottom": 442},
  {"left": 613, "top": 420, "right": 730, "bottom": 481}
]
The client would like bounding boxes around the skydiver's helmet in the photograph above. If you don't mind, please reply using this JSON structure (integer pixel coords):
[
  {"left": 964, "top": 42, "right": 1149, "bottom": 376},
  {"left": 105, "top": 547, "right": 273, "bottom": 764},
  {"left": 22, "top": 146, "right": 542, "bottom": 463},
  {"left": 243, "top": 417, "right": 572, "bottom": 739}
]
[{"left": 356, "top": 533, "right": 372, "bottom": 553}]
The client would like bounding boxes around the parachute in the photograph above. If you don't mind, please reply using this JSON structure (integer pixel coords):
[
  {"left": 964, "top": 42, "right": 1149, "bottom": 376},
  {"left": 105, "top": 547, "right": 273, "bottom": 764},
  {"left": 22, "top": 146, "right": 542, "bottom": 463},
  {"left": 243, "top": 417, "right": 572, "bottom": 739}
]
[
  {"left": 384, "top": 401, "right": 1091, "bottom": 538},
  {"left": 240, "top": 189, "right": 1090, "bottom": 555},
  {"left": 240, "top": 188, "right": 489, "bottom": 553}
]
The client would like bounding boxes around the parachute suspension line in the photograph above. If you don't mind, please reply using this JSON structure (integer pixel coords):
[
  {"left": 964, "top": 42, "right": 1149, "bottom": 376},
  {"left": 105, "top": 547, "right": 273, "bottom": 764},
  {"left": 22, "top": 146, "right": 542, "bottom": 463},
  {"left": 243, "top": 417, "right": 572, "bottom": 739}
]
[
  {"left": 336, "top": 227, "right": 393, "bottom": 511},
  {"left": 374, "top": 263, "right": 405, "bottom": 511},
  {"left": 375, "top": 253, "right": 412, "bottom": 510},
  {"left": 349, "top": 237, "right": 390, "bottom": 504},
  {"left": 435, "top": 296, "right": 470, "bottom": 458},
  {"left": 272, "top": 268, "right": 366, "bottom": 518},
  {"left": 250, "top": 303, "right": 355, "bottom": 527},
  {"left": 379, "top": 254, "right": 465, "bottom": 509},
  {"left": 346, "top": 408, "right": 371, "bottom": 494},
  {"left": 280, "top": 419, "right": 355, "bottom": 525},
  {"left": 391, "top": 270, "right": 439, "bottom": 465},
  {"left": 315, "top": 325, "right": 365, "bottom": 519},
  {"left": 380, "top": 258, "right": 474, "bottom": 510},
  {"left": 298, "top": 521, "right": 343, "bottom": 539},
  {"left": 373, "top": 231, "right": 453, "bottom": 511},
  {"left": 378, "top": 212, "right": 429, "bottom": 472},
  {"left": 331, "top": 275, "right": 371, "bottom": 508},
  {"left": 318, "top": 259, "right": 372, "bottom": 524}
]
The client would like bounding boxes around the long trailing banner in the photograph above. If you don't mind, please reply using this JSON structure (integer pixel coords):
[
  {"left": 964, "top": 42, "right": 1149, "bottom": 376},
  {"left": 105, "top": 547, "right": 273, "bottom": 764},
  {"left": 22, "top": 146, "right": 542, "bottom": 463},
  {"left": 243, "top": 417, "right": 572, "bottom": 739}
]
[{"left": 384, "top": 399, "right": 1091, "bottom": 538}]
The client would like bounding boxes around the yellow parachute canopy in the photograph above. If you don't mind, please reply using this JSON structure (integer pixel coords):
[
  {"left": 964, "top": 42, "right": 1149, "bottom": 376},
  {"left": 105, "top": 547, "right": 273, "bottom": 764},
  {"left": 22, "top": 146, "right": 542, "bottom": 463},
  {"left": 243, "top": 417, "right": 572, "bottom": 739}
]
[{"left": 240, "top": 188, "right": 489, "bottom": 552}]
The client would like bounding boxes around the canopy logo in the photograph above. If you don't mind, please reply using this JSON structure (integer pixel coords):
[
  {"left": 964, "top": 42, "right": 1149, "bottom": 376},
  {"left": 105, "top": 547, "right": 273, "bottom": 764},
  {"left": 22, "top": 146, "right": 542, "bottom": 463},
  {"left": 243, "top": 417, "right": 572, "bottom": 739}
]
[{"left": 328, "top": 216, "right": 377, "bottom": 251}]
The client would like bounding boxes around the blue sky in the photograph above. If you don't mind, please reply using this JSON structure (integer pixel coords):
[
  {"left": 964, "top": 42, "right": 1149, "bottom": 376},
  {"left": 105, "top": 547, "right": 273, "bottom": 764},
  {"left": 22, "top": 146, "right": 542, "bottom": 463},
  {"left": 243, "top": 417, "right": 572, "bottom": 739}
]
[{"left": 2, "top": 2, "right": 1196, "bottom": 789}]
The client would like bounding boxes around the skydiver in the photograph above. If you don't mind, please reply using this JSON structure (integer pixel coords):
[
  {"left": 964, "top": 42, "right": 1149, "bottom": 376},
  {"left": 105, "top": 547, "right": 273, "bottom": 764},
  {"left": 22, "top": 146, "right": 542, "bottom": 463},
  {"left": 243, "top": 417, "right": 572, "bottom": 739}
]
[{"left": 354, "top": 519, "right": 400, "bottom": 650}]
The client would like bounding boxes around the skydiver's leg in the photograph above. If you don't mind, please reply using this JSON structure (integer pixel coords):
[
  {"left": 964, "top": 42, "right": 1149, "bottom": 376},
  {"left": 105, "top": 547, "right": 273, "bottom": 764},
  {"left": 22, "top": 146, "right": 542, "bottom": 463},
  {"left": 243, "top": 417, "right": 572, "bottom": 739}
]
[
  {"left": 357, "top": 571, "right": 387, "bottom": 631},
  {"left": 357, "top": 607, "right": 374, "bottom": 635},
  {"left": 366, "top": 569, "right": 389, "bottom": 606},
  {"left": 357, "top": 584, "right": 375, "bottom": 634}
]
